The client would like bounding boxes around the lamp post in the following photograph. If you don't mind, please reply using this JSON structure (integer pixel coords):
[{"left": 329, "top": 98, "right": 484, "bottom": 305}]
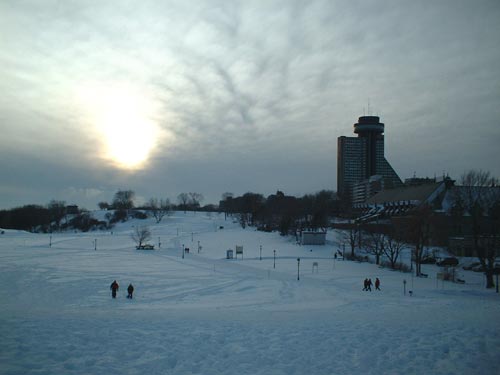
[
  {"left": 158, "top": 237, "right": 161, "bottom": 249},
  {"left": 273, "top": 249, "right": 276, "bottom": 269},
  {"left": 410, "top": 249, "right": 413, "bottom": 272},
  {"left": 94, "top": 238, "right": 97, "bottom": 251},
  {"left": 49, "top": 235, "right": 52, "bottom": 248},
  {"left": 198, "top": 240, "right": 200, "bottom": 253},
  {"left": 259, "top": 245, "right": 262, "bottom": 260},
  {"left": 182, "top": 244, "right": 185, "bottom": 259},
  {"left": 403, "top": 279, "right": 407, "bottom": 296},
  {"left": 297, "top": 258, "right": 301, "bottom": 280}
]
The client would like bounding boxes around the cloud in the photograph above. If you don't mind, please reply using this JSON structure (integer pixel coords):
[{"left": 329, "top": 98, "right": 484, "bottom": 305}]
[{"left": 0, "top": 0, "right": 499, "bottom": 209}]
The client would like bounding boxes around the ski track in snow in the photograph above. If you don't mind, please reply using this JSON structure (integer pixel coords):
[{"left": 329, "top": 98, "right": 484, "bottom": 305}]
[{"left": 1, "top": 212, "right": 500, "bottom": 375}]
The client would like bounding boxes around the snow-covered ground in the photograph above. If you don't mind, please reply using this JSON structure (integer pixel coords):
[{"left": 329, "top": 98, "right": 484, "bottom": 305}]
[{"left": 1, "top": 212, "right": 500, "bottom": 375}]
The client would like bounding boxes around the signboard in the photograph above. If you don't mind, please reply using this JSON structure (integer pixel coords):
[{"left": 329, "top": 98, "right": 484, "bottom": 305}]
[
  {"left": 235, "top": 246, "right": 243, "bottom": 259},
  {"left": 301, "top": 231, "right": 326, "bottom": 245}
]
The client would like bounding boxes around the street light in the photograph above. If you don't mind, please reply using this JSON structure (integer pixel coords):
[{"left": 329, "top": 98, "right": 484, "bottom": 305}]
[
  {"left": 273, "top": 250, "right": 276, "bottom": 269},
  {"left": 297, "top": 258, "right": 301, "bottom": 280},
  {"left": 198, "top": 240, "right": 200, "bottom": 253},
  {"left": 182, "top": 244, "right": 185, "bottom": 259},
  {"left": 259, "top": 245, "right": 262, "bottom": 260},
  {"left": 158, "top": 237, "right": 161, "bottom": 249}
]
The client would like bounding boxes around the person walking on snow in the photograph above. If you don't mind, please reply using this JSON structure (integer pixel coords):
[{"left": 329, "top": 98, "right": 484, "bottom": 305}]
[
  {"left": 367, "top": 278, "right": 372, "bottom": 291},
  {"left": 110, "top": 280, "right": 119, "bottom": 298},
  {"left": 375, "top": 278, "right": 381, "bottom": 291},
  {"left": 127, "top": 283, "right": 134, "bottom": 299},
  {"left": 363, "top": 278, "right": 368, "bottom": 291}
]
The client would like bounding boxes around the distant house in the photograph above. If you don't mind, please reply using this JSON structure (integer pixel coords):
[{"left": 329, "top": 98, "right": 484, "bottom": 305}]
[{"left": 301, "top": 230, "right": 326, "bottom": 245}]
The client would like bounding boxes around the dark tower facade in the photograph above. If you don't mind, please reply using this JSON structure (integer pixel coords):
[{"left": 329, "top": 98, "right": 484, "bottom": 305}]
[
  {"left": 353, "top": 116, "right": 384, "bottom": 178},
  {"left": 337, "top": 115, "right": 402, "bottom": 203}
]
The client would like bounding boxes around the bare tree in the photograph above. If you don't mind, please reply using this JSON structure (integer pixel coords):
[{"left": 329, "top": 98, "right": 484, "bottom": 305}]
[
  {"left": 113, "top": 190, "right": 135, "bottom": 211},
  {"left": 382, "top": 229, "right": 407, "bottom": 269},
  {"left": 452, "top": 169, "right": 500, "bottom": 288},
  {"left": 98, "top": 201, "right": 110, "bottom": 210},
  {"left": 48, "top": 200, "right": 66, "bottom": 230},
  {"left": 406, "top": 204, "right": 433, "bottom": 276},
  {"left": 338, "top": 221, "right": 359, "bottom": 257},
  {"left": 189, "top": 192, "right": 204, "bottom": 211},
  {"left": 148, "top": 198, "right": 171, "bottom": 223},
  {"left": 131, "top": 225, "right": 151, "bottom": 248},
  {"left": 220, "top": 192, "right": 234, "bottom": 219},
  {"left": 364, "top": 231, "right": 385, "bottom": 265},
  {"left": 177, "top": 193, "right": 190, "bottom": 213}
]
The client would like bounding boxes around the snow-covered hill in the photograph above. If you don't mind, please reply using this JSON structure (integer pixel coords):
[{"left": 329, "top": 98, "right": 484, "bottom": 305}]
[{"left": 1, "top": 212, "right": 499, "bottom": 374}]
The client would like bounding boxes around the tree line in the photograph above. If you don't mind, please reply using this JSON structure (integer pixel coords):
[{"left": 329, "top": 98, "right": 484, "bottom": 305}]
[
  {"left": 0, "top": 200, "right": 72, "bottom": 233},
  {"left": 0, "top": 190, "right": 210, "bottom": 232},
  {"left": 0, "top": 189, "right": 339, "bottom": 234},
  {"left": 219, "top": 190, "right": 340, "bottom": 235}
]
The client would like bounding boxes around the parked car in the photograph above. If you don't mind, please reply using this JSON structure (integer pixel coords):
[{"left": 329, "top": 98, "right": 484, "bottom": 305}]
[
  {"left": 420, "top": 256, "right": 436, "bottom": 264},
  {"left": 472, "top": 264, "right": 486, "bottom": 272},
  {"left": 463, "top": 262, "right": 481, "bottom": 271},
  {"left": 436, "top": 257, "right": 459, "bottom": 267}
]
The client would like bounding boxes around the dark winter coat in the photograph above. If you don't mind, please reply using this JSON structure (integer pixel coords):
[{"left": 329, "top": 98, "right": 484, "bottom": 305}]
[{"left": 110, "top": 281, "right": 119, "bottom": 291}]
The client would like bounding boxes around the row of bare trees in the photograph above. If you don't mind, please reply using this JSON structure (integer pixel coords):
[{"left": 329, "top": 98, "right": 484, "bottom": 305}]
[
  {"left": 97, "top": 190, "right": 205, "bottom": 224},
  {"left": 177, "top": 193, "right": 204, "bottom": 212},
  {"left": 219, "top": 190, "right": 340, "bottom": 233},
  {"left": 339, "top": 226, "right": 408, "bottom": 271}
]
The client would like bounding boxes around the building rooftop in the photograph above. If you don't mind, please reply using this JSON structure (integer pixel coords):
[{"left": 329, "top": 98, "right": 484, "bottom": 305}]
[{"left": 366, "top": 182, "right": 443, "bottom": 205}]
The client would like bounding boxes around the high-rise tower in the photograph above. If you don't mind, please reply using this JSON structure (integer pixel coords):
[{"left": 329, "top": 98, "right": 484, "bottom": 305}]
[{"left": 337, "top": 115, "right": 402, "bottom": 203}]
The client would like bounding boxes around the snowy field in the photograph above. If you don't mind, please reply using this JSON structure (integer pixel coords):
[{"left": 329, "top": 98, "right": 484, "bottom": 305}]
[{"left": 1, "top": 211, "right": 500, "bottom": 375}]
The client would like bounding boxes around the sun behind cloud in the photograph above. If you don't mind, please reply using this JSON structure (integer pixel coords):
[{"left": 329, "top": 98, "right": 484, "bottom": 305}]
[{"left": 77, "top": 82, "right": 163, "bottom": 170}]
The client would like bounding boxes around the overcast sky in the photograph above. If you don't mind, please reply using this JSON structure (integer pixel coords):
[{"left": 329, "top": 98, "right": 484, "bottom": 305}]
[{"left": 1, "top": 0, "right": 499, "bottom": 210}]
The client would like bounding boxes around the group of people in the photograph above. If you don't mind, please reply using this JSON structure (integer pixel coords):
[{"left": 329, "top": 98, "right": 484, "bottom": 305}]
[
  {"left": 363, "top": 277, "right": 381, "bottom": 291},
  {"left": 110, "top": 280, "right": 134, "bottom": 299}
]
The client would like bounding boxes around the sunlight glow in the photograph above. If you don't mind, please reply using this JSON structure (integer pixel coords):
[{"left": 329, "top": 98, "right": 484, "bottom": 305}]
[{"left": 77, "top": 82, "right": 162, "bottom": 170}]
